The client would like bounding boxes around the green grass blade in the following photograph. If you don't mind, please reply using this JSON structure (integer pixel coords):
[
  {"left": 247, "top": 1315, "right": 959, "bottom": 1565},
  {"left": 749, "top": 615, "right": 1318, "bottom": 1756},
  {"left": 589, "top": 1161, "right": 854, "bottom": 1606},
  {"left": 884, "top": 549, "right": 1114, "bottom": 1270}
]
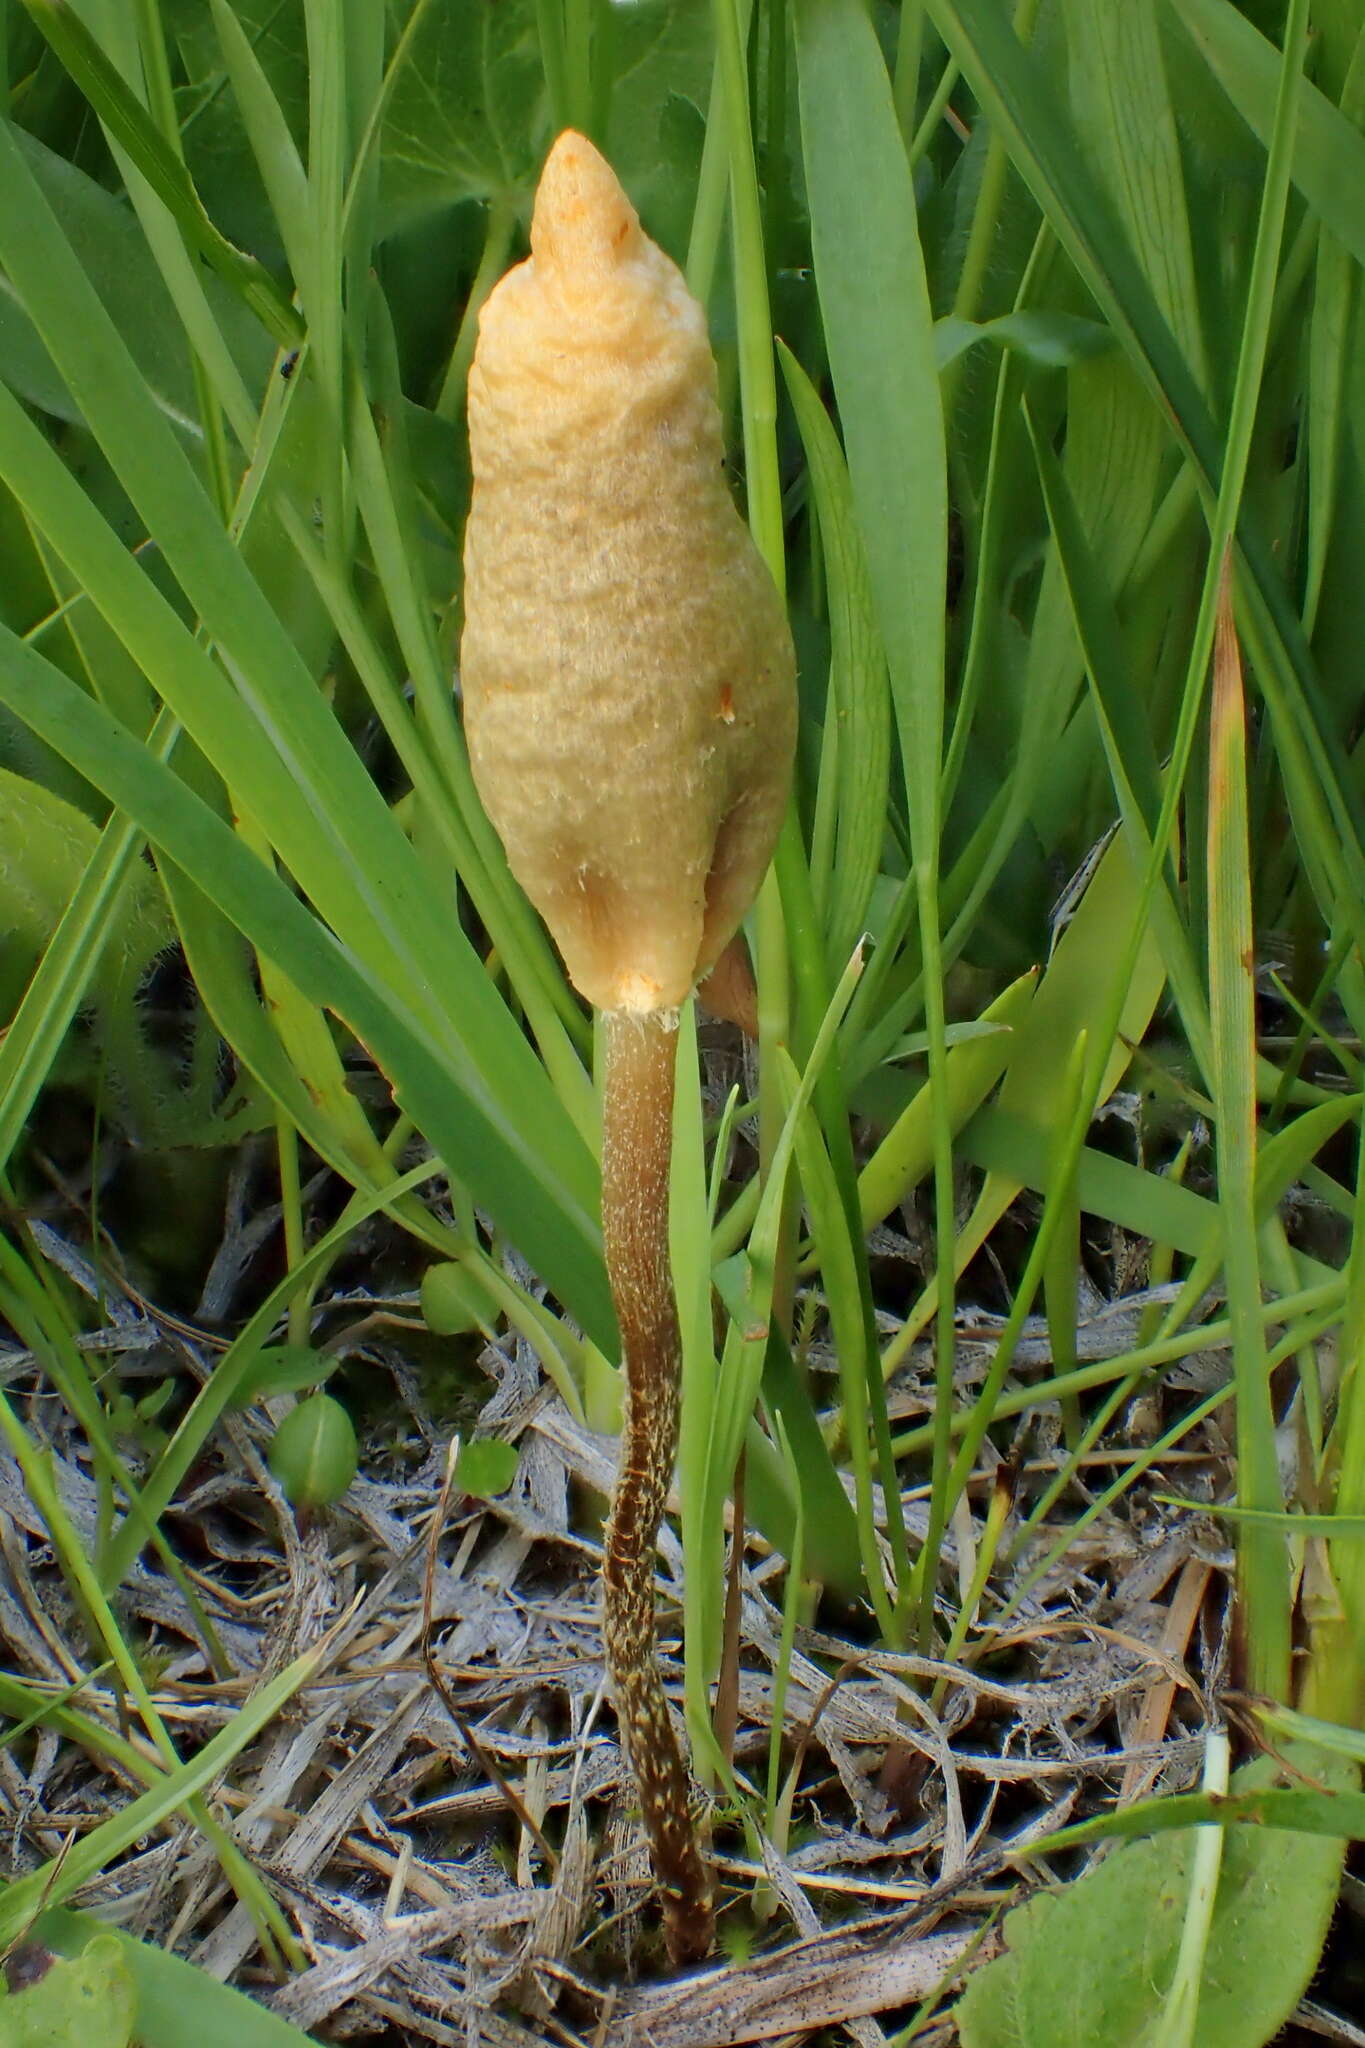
[
  {"left": 1171, "top": 0, "right": 1365, "bottom": 270},
  {"left": 17, "top": 0, "right": 301, "bottom": 345},
  {"left": 0, "top": 1640, "right": 325, "bottom": 1946},
  {"left": 207, "top": 0, "right": 312, "bottom": 287},
  {"left": 791, "top": 0, "right": 946, "bottom": 798},
  {"left": 930, "top": 0, "right": 1365, "bottom": 945},
  {"left": 35, "top": 1909, "right": 319, "bottom": 2048},
  {"left": 792, "top": 0, "right": 953, "bottom": 1649},
  {"left": 1025, "top": 402, "right": 1216, "bottom": 1089},
  {"left": 104, "top": 1154, "right": 444, "bottom": 1587},
  {"left": 787, "top": 1067, "right": 894, "bottom": 1638},
  {"left": 0, "top": 626, "right": 612, "bottom": 1346},
  {"left": 1064, "top": 0, "right": 1208, "bottom": 388},
  {"left": 688, "top": 945, "right": 866, "bottom": 1678},
  {"left": 1209, "top": 576, "right": 1289, "bottom": 1695},
  {"left": 856, "top": 969, "right": 1036, "bottom": 1234},
  {"left": 0, "top": 712, "right": 178, "bottom": 1173},
  {"left": 777, "top": 340, "right": 892, "bottom": 978},
  {"left": 0, "top": 137, "right": 605, "bottom": 1312}
]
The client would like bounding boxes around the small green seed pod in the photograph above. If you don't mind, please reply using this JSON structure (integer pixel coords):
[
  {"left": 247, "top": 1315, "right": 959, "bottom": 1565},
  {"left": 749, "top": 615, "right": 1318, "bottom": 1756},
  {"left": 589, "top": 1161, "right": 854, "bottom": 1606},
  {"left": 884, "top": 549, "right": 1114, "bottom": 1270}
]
[
  {"left": 460, "top": 129, "right": 795, "bottom": 1014},
  {"left": 268, "top": 1393, "right": 358, "bottom": 1509}
]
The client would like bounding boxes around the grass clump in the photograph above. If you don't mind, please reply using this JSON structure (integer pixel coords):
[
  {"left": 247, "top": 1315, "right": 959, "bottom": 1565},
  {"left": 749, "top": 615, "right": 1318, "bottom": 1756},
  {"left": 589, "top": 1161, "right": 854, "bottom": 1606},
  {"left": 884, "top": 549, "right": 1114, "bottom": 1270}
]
[{"left": 0, "top": 2, "right": 1362, "bottom": 2043}]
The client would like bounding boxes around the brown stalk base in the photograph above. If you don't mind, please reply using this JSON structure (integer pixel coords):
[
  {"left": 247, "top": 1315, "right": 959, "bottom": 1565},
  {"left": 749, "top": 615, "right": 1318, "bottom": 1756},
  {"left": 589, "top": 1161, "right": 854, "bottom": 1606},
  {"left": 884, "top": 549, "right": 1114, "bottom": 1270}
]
[{"left": 601, "top": 1007, "right": 713, "bottom": 1968}]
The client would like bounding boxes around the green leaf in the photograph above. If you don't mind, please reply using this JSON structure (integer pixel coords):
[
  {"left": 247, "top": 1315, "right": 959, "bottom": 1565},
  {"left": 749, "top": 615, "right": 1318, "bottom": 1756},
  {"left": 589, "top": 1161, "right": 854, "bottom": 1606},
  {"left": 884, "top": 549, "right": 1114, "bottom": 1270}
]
[
  {"left": 0, "top": 128, "right": 269, "bottom": 433},
  {"left": 858, "top": 968, "right": 1037, "bottom": 1231},
  {"left": 792, "top": 0, "right": 947, "bottom": 837},
  {"left": 455, "top": 1437, "right": 519, "bottom": 1499},
  {"left": 0, "top": 125, "right": 610, "bottom": 1342},
  {"left": 605, "top": 0, "right": 714, "bottom": 259},
  {"left": 929, "top": 0, "right": 1365, "bottom": 950},
  {"left": 0, "top": 626, "right": 611, "bottom": 1346},
  {"left": 995, "top": 831, "right": 1167, "bottom": 1131},
  {"left": 378, "top": 0, "right": 545, "bottom": 229},
  {"left": 1169, "top": 0, "right": 1365, "bottom": 271},
  {"left": 777, "top": 340, "right": 891, "bottom": 976},
  {"left": 0, "top": 1642, "right": 326, "bottom": 1947},
  {"left": 0, "top": 1937, "right": 136, "bottom": 2048},
  {"left": 17, "top": 0, "right": 301, "bottom": 345},
  {"left": 0, "top": 763, "right": 243, "bottom": 1149},
  {"left": 164, "top": 0, "right": 310, "bottom": 260},
  {"left": 959, "top": 1754, "right": 1351, "bottom": 2048},
  {"left": 232, "top": 1345, "right": 333, "bottom": 1403},
  {"left": 0, "top": 766, "right": 170, "bottom": 1020},
  {"left": 268, "top": 1393, "right": 358, "bottom": 1507},
  {"left": 32, "top": 1908, "right": 319, "bottom": 2048},
  {"left": 421, "top": 1259, "right": 500, "bottom": 1337},
  {"left": 1064, "top": 0, "right": 1208, "bottom": 387},
  {"left": 933, "top": 309, "right": 1114, "bottom": 372}
]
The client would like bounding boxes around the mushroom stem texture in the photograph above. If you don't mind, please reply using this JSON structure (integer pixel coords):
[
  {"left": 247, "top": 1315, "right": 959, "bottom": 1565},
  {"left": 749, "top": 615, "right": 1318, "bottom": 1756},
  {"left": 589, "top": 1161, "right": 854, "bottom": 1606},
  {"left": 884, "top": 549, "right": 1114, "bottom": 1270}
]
[{"left": 600, "top": 1008, "right": 712, "bottom": 1965}]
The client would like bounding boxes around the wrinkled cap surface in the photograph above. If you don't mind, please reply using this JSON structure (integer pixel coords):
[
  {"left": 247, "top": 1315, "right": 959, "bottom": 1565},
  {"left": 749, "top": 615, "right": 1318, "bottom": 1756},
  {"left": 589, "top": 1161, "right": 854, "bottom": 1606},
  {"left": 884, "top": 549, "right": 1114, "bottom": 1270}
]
[{"left": 460, "top": 131, "right": 796, "bottom": 1015}]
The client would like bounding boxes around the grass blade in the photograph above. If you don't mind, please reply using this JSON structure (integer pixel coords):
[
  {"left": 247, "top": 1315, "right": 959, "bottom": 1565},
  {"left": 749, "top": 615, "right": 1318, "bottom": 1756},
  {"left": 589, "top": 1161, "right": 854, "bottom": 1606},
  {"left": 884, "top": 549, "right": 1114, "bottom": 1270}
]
[
  {"left": 0, "top": 625, "right": 613, "bottom": 1345},
  {"left": 1209, "top": 569, "right": 1288, "bottom": 1695}
]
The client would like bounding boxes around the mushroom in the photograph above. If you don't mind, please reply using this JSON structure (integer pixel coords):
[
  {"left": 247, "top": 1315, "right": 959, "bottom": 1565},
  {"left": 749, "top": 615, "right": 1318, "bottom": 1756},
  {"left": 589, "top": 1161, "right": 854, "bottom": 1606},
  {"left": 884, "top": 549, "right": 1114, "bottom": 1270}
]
[{"left": 461, "top": 130, "right": 796, "bottom": 1965}]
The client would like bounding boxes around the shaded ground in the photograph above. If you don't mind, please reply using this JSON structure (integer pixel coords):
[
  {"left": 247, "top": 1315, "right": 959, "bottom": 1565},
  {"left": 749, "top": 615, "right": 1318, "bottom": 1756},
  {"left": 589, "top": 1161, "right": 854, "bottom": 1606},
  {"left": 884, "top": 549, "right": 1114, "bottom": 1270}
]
[{"left": 3, "top": 1048, "right": 1359, "bottom": 2044}]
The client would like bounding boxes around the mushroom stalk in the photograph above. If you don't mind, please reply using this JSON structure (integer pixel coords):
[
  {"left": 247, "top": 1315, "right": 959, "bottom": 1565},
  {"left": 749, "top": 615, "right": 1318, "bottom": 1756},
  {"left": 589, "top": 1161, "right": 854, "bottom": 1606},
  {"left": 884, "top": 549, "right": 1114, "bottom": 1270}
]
[{"left": 600, "top": 1007, "right": 712, "bottom": 1965}]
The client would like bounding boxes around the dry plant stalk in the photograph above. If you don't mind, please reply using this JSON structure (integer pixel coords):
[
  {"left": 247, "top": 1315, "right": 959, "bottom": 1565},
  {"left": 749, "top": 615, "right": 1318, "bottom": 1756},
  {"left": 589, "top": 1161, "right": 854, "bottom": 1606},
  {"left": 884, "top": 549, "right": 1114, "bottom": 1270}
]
[{"left": 462, "top": 130, "right": 795, "bottom": 1965}]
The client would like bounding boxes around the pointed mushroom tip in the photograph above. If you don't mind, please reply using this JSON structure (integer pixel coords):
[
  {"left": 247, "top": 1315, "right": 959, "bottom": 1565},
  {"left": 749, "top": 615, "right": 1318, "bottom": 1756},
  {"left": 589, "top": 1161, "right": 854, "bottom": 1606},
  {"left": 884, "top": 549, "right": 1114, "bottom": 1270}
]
[
  {"left": 541, "top": 128, "right": 606, "bottom": 179},
  {"left": 531, "top": 129, "right": 641, "bottom": 273}
]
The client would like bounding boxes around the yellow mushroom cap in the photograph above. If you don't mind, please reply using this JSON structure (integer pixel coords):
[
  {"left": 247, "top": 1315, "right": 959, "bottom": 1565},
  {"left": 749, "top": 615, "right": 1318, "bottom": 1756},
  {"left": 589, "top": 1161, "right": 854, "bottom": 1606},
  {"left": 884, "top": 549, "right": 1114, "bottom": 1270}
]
[{"left": 460, "top": 130, "right": 796, "bottom": 1015}]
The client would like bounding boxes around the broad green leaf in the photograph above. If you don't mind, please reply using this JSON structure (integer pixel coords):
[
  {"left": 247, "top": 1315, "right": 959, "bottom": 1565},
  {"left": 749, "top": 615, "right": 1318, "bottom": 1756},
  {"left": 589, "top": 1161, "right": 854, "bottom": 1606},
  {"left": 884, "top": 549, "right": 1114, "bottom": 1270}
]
[
  {"left": 421, "top": 1259, "right": 500, "bottom": 1336},
  {"left": 605, "top": 0, "right": 714, "bottom": 260},
  {"left": 204, "top": 0, "right": 311, "bottom": 289},
  {"left": 0, "top": 1937, "right": 136, "bottom": 2048},
  {"left": 959, "top": 1753, "right": 1351, "bottom": 2048},
  {"left": 165, "top": 0, "right": 310, "bottom": 262},
  {"left": 268, "top": 1392, "right": 358, "bottom": 1507},
  {"left": 996, "top": 832, "right": 1166, "bottom": 1131},
  {"left": 33, "top": 1909, "right": 318, "bottom": 2048},
  {"left": 379, "top": 0, "right": 545, "bottom": 228},
  {"left": 455, "top": 1437, "right": 519, "bottom": 1499},
  {"left": 231, "top": 1345, "right": 333, "bottom": 1403}
]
